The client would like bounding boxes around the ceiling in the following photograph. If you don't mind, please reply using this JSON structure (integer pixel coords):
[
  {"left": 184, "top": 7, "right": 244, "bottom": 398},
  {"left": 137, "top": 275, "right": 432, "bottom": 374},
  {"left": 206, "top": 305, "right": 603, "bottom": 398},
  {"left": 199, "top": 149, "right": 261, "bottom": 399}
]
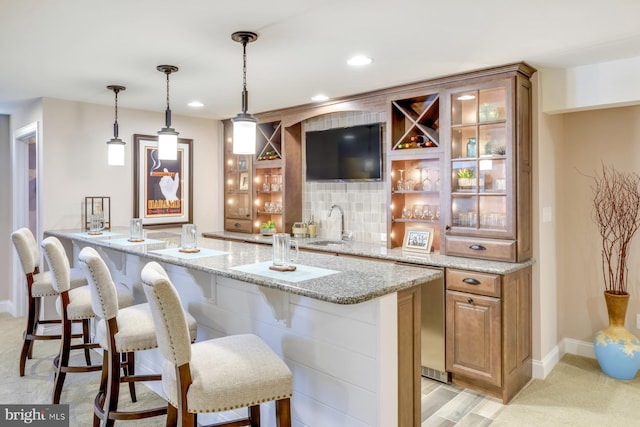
[{"left": 2, "top": 0, "right": 640, "bottom": 120}]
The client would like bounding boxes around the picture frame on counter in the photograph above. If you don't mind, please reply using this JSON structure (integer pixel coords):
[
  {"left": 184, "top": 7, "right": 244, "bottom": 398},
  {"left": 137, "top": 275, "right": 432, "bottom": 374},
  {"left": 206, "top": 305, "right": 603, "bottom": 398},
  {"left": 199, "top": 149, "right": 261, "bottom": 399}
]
[
  {"left": 402, "top": 226, "right": 434, "bottom": 254},
  {"left": 133, "top": 134, "right": 193, "bottom": 227}
]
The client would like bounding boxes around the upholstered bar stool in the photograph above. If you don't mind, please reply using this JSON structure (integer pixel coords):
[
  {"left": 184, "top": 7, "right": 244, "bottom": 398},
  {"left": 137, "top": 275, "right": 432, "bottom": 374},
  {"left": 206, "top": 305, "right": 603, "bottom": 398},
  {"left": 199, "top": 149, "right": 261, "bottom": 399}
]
[
  {"left": 78, "top": 246, "right": 198, "bottom": 427},
  {"left": 141, "top": 261, "right": 293, "bottom": 427},
  {"left": 11, "top": 227, "right": 88, "bottom": 376},
  {"left": 41, "top": 236, "right": 135, "bottom": 404}
]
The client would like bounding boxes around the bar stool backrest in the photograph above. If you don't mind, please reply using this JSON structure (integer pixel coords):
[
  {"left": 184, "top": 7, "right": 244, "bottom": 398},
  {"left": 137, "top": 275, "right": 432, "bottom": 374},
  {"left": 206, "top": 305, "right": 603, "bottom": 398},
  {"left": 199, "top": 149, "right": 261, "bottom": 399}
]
[
  {"left": 140, "top": 261, "right": 192, "bottom": 366},
  {"left": 77, "top": 246, "right": 119, "bottom": 320},
  {"left": 41, "top": 237, "right": 71, "bottom": 293},
  {"left": 11, "top": 228, "right": 40, "bottom": 275}
]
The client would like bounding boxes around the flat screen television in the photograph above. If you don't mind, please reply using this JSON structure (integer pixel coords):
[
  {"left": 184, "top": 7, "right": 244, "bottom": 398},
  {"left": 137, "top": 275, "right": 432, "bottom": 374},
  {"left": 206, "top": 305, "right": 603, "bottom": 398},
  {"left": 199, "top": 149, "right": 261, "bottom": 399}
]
[{"left": 305, "top": 123, "right": 383, "bottom": 182}]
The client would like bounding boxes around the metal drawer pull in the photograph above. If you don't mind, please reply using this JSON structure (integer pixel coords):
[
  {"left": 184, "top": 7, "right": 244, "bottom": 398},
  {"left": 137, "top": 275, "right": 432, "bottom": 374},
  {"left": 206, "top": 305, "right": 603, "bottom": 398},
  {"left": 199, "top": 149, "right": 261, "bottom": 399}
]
[
  {"left": 463, "top": 278, "right": 481, "bottom": 285},
  {"left": 469, "top": 244, "right": 486, "bottom": 251},
  {"left": 467, "top": 297, "right": 474, "bottom": 304},
  {"left": 234, "top": 223, "right": 241, "bottom": 228}
]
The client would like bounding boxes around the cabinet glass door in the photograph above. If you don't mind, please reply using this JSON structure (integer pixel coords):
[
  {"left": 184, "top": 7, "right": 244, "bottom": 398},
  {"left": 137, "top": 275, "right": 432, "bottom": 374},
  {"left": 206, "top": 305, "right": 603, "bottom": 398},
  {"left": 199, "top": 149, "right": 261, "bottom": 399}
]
[
  {"left": 225, "top": 155, "right": 251, "bottom": 220},
  {"left": 450, "top": 86, "right": 509, "bottom": 234}
]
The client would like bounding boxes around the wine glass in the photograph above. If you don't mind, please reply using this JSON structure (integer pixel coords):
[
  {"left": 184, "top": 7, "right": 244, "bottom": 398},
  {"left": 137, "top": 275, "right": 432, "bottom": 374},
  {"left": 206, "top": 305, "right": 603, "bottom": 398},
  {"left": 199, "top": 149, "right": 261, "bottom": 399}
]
[
  {"left": 413, "top": 204, "right": 423, "bottom": 220},
  {"left": 401, "top": 206, "right": 412, "bottom": 219},
  {"left": 422, "top": 167, "right": 432, "bottom": 191},
  {"left": 397, "top": 169, "right": 405, "bottom": 192},
  {"left": 262, "top": 175, "right": 270, "bottom": 192}
]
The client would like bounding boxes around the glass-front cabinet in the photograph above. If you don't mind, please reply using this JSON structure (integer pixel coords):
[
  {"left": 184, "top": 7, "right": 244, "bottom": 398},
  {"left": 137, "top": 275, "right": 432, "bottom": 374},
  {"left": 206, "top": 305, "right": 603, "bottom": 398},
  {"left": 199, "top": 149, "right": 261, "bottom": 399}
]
[
  {"left": 224, "top": 151, "right": 253, "bottom": 233},
  {"left": 449, "top": 85, "right": 511, "bottom": 238},
  {"left": 443, "top": 65, "right": 534, "bottom": 263}
]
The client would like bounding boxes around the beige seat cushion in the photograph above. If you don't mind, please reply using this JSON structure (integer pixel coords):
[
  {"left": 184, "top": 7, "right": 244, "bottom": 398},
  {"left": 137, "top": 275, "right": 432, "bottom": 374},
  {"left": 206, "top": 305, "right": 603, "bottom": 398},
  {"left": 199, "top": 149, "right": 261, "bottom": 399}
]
[
  {"left": 162, "top": 334, "right": 293, "bottom": 413},
  {"left": 96, "top": 302, "right": 198, "bottom": 353},
  {"left": 57, "top": 283, "right": 134, "bottom": 320},
  {"left": 32, "top": 267, "right": 87, "bottom": 297}
]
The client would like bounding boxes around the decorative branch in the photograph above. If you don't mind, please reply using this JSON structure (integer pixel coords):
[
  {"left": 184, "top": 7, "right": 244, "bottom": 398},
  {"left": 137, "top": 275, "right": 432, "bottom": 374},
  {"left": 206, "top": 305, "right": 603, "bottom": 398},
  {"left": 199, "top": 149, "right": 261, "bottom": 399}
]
[{"left": 590, "top": 164, "right": 640, "bottom": 294}]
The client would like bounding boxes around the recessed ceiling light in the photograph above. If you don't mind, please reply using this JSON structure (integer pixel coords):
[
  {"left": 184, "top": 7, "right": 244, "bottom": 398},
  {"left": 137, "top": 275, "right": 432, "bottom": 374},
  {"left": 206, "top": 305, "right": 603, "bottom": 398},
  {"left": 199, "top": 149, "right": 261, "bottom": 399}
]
[
  {"left": 347, "top": 55, "right": 372, "bottom": 66},
  {"left": 188, "top": 101, "right": 204, "bottom": 108},
  {"left": 311, "top": 94, "right": 329, "bottom": 102}
]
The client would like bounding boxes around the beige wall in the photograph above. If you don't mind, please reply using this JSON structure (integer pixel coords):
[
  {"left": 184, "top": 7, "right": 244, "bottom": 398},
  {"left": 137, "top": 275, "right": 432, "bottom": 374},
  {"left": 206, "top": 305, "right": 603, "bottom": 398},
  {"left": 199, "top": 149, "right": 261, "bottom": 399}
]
[
  {"left": 556, "top": 106, "right": 640, "bottom": 342},
  {"left": 39, "top": 98, "right": 222, "bottom": 232},
  {"left": 4, "top": 98, "right": 221, "bottom": 315}
]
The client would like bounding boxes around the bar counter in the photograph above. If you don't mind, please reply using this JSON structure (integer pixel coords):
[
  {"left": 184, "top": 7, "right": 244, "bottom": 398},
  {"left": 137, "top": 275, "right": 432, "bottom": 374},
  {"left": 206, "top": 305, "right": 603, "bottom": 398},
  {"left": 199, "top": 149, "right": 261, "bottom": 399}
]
[
  {"left": 45, "top": 227, "right": 441, "bottom": 427},
  {"left": 45, "top": 227, "right": 442, "bottom": 304}
]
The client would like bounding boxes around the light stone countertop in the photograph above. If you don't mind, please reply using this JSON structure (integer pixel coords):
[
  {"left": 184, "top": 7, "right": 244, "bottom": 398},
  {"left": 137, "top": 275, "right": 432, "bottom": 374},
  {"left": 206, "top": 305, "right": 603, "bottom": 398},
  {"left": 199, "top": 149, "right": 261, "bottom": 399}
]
[
  {"left": 202, "top": 230, "right": 535, "bottom": 275},
  {"left": 45, "top": 228, "right": 443, "bottom": 305}
]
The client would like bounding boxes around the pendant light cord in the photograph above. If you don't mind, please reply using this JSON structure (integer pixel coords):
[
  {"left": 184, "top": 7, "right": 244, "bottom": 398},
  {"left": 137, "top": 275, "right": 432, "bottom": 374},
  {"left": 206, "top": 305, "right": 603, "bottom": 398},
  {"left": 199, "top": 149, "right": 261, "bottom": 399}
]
[
  {"left": 164, "top": 70, "right": 172, "bottom": 127},
  {"left": 242, "top": 38, "right": 248, "bottom": 114}
]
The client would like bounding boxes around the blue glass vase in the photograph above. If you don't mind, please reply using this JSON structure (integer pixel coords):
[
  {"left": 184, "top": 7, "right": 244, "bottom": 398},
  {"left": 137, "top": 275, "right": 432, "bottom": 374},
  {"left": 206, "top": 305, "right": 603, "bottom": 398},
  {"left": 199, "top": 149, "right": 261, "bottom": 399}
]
[{"left": 593, "top": 292, "right": 640, "bottom": 380}]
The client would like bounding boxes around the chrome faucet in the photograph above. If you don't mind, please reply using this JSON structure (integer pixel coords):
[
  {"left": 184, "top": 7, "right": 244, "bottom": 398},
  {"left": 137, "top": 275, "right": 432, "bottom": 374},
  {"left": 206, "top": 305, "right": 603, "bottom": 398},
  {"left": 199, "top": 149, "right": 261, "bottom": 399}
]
[{"left": 329, "top": 204, "right": 351, "bottom": 241}]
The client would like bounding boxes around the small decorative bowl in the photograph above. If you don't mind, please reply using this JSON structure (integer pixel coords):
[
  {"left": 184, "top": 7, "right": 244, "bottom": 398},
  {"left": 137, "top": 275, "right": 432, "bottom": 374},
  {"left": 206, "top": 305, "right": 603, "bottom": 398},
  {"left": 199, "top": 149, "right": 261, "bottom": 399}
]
[{"left": 261, "top": 228, "right": 275, "bottom": 236}]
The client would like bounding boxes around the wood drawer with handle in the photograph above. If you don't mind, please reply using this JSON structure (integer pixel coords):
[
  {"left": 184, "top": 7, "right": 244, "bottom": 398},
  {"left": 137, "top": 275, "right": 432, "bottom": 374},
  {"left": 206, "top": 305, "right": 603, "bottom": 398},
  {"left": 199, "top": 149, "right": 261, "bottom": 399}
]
[
  {"left": 444, "top": 236, "right": 516, "bottom": 262},
  {"left": 224, "top": 219, "right": 253, "bottom": 233},
  {"left": 446, "top": 268, "right": 501, "bottom": 298}
]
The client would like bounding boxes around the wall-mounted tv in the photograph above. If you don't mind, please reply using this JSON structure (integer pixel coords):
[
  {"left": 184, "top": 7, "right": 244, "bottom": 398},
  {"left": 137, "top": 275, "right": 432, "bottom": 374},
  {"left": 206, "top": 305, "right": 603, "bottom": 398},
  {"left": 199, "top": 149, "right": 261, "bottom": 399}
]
[{"left": 305, "top": 123, "right": 383, "bottom": 182}]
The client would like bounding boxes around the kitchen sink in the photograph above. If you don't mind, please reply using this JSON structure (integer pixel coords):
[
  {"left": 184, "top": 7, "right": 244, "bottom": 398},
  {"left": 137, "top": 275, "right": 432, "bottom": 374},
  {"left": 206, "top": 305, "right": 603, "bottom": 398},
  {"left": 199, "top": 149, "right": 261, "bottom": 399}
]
[{"left": 308, "top": 240, "right": 345, "bottom": 246}]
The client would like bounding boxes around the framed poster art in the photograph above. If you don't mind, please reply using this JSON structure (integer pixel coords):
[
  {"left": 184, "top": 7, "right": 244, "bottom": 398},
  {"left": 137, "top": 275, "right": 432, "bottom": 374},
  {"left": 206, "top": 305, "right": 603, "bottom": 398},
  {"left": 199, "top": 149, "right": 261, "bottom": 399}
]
[
  {"left": 402, "top": 226, "right": 434, "bottom": 254},
  {"left": 133, "top": 134, "right": 193, "bottom": 227}
]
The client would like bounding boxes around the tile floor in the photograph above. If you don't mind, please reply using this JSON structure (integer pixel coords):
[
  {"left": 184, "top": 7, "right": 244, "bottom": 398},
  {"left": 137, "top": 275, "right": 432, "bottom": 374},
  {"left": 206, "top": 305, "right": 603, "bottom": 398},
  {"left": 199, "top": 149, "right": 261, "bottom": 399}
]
[{"left": 421, "top": 377, "right": 504, "bottom": 426}]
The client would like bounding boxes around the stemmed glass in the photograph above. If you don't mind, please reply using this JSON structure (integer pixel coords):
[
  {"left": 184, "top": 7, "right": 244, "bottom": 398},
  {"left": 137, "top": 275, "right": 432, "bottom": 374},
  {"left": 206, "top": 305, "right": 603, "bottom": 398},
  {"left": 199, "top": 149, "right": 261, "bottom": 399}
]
[
  {"left": 397, "top": 169, "right": 405, "bottom": 192},
  {"left": 262, "top": 175, "right": 270, "bottom": 192},
  {"left": 422, "top": 167, "right": 432, "bottom": 191}
]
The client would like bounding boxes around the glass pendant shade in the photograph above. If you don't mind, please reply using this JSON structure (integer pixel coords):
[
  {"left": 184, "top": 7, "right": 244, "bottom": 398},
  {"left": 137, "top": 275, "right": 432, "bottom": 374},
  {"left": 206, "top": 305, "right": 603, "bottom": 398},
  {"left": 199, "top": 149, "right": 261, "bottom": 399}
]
[
  {"left": 231, "top": 31, "right": 259, "bottom": 155},
  {"left": 107, "top": 138, "right": 125, "bottom": 166},
  {"left": 158, "top": 127, "right": 179, "bottom": 160},
  {"left": 232, "top": 113, "right": 257, "bottom": 154}
]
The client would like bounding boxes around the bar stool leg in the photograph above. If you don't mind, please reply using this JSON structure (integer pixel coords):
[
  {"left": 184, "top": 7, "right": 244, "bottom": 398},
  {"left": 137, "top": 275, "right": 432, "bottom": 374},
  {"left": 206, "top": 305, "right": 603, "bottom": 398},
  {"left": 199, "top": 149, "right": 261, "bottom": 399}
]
[
  {"left": 19, "top": 292, "right": 39, "bottom": 376},
  {"left": 52, "top": 313, "right": 72, "bottom": 404},
  {"left": 82, "top": 319, "right": 92, "bottom": 365}
]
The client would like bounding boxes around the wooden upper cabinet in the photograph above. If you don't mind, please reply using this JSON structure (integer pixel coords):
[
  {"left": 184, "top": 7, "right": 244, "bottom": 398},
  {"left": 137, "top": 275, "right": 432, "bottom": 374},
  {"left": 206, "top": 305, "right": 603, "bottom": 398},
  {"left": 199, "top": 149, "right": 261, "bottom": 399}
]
[
  {"left": 442, "top": 64, "right": 534, "bottom": 262},
  {"left": 223, "top": 119, "right": 254, "bottom": 233},
  {"left": 386, "top": 63, "right": 534, "bottom": 262},
  {"left": 223, "top": 118, "right": 302, "bottom": 235}
]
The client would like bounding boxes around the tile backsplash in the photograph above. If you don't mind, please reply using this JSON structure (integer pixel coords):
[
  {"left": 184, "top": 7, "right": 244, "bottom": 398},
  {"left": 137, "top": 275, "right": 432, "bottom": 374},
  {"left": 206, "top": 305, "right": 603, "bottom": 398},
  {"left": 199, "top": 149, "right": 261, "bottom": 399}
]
[{"left": 302, "top": 111, "right": 388, "bottom": 244}]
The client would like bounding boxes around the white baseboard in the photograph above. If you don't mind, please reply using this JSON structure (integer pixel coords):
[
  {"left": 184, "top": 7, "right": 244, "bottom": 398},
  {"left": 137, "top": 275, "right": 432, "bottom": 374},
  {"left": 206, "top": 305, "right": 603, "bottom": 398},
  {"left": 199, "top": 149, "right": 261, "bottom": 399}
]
[
  {"left": 532, "top": 337, "right": 595, "bottom": 380},
  {"left": 0, "top": 300, "right": 15, "bottom": 315}
]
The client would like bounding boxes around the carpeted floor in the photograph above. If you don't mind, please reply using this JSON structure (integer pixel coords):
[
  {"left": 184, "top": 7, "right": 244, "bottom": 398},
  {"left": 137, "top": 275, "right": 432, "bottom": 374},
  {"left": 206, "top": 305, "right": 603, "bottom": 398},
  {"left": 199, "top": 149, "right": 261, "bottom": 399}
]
[
  {"left": 0, "top": 313, "right": 167, "bottom": 427},
  {"left": 492, "top": 354, "right": 640, "bottom": 426}
]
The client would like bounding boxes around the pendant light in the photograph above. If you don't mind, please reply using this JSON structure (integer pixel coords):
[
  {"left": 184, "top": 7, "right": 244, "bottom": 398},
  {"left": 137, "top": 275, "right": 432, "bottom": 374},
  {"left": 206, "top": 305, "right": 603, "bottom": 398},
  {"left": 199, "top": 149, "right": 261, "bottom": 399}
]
[
  {"left": 156, "top": 65, "right": 179, "bottom": 160},
  {"left": 231, "top": 31, "right": 258, "bottom": 155},
  {"left": 106, "top": 85, "right": 126, "bottom": 166}
]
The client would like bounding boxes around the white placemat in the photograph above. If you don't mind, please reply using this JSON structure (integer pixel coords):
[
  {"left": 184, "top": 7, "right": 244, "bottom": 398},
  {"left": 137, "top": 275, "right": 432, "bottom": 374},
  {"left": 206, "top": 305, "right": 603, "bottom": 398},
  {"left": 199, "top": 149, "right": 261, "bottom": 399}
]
[
  {"left": 150, "top": 247, "right": 229, "bottom": 259},
  {"left": 106, "top": 238, "right": 164, "bottom": 246},
  {"left": 71, "top": 231, "right": 122, "bottom": 238},
  {"left": 231, "top": 261, "right": 339, "bottom": 283}
]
